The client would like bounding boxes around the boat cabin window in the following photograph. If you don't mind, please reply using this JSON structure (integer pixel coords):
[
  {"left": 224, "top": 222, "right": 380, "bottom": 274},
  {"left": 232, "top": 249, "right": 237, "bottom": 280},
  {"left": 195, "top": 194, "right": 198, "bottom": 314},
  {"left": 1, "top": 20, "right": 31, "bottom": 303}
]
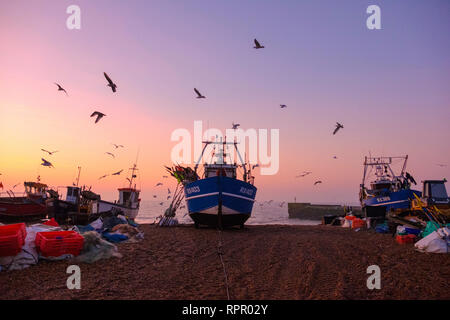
[
  {"left": 204, "top": 166, "right": 236, "bottom": 179},
  {"left": 122, "top": 191, "right": 131, "bottom": 203},
  {"left": 371, "top": 182, "right": 392, "bottom": 191}
]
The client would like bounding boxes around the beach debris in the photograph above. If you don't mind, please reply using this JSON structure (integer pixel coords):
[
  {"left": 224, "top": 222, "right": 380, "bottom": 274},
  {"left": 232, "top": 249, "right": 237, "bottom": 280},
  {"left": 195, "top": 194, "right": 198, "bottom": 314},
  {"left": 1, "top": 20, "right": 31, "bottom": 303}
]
[
  {"left": 280, "top": 104, "right": 287, "bottom": 108},
  {"left": 333, "top": 122, "right": 344, "bottom": 135},
  {"left": 75, "top": 231, "right": 122, "bottom": 264},
  {"left": 91, "top": 111, "right": 106, "bottom": 124},
  {"left": 194, "top": 88, "right": 206, "bottom": 99},
  {"left": 105, "top": 152, "right": 115, "bottom": 159},
  {"left": 54, "top": 83, "right": 68, "bottom": 96},
  {"left": 103, "top": 72, "right": 117, "bottom": 93},
  {"left": 112, "top": 143, "right": 124, "bottom": 149},
  {"left": 112, "top": 169, "right": 123, "bottom": 176},
  {"left": 314, "top": 180, "right": 322, "bottom": 185},
  {"left": 41, "top": 158, "right": 54, "bottom": 168},
  {"left": 253, "top": 38, "right": 264, "bottom": 49},
  {"left": 232, "top": 122, "right": 240, "bottom": 129},
  {"left": 41, "top": 149, "right": 58, "bottom": 155}
]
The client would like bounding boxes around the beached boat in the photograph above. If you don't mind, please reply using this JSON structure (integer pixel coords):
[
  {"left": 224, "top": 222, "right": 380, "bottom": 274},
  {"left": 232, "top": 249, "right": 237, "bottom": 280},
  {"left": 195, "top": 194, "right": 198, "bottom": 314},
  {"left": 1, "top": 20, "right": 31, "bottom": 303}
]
[
  {"left": 90, "top": 164, "right": 141, "bottom": 220},
  {"left": 360, "top": 156, "right": 421, "bottom": 218},
  {"left": 0, "top": 182, "right": 49, "bottom": 220},
  {"left": 184, "top": 138, "right": 257, "bottom": 228}
]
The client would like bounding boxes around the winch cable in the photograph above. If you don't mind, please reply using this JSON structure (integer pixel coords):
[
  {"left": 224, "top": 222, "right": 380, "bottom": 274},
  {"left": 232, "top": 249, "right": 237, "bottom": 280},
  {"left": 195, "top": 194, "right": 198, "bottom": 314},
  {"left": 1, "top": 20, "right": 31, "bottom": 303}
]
[{"left": 217, "top": 229, "right": 230, "bottom": 300}]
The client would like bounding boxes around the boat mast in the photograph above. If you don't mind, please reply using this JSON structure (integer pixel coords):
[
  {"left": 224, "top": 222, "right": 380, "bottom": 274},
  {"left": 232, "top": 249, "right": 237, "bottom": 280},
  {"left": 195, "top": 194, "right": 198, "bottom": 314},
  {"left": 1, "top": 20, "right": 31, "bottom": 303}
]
[
  {"left": 76, "top": 166, "right": 81, "bottom": 187},
  {"left": 128, "top": 149, "right": 140, "bottom": 189}
]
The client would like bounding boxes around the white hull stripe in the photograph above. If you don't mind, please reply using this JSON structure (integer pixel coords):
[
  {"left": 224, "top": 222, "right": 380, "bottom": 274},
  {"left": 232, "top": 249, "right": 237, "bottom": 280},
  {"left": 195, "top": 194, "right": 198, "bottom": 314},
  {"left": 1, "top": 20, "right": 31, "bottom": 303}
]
[
  {"left": 185, "top": 192, "right": 254, "bottom": 202},
  {"left": 370, "top": 199, "right": 409, "bottom": 207},
  {"left": 222, "top": 192, "right": 255, "bottom": 202},
  {"left": 185, "top": 192, "right": 219, "bottom": 200}
]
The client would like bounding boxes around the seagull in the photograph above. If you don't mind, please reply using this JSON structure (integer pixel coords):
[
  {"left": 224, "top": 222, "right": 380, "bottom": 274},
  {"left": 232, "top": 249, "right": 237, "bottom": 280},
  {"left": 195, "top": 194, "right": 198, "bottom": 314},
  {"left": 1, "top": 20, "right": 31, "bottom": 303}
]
[
  {"left": 252, "top": 164, "right": 259, "bottom": 170},
  {"left": 168, "top": 188, "right": 171, "bottom": 194},
  {"left": 98, "top": 174, "right": 109, "bottom": 180},
  {"left": 267, "top": 200, "right": 273, "bottom": 204},
  {"left": 103, "top": 72, "right": 117, "bottom": 93},
  {"left": 296, "top": 171, "right": 312, "bottom": 178},
  {"left": 436, "top": 164, "right": 447, "bottom": 167},
  {"left": 232, "top": 122, "right": 240, "bottom": 129},
  {"left": 180, "top": 205, "right": 185, "bottom": 209},
  {"left": 54, "top": 83, "right": 68, "bottom": 96},
  {"left": 314, "top": 181, "right": 322, "bottom": 185},
  {"left": 41, "top": 158, "right": 54, "bottom": 168},
  {"left": 41, "top": 149, "right": 58, "bottom": 155},
  {"left": 155, "top": 182, "right": 163, "bottom": 187},
  {"left": 112, "top": 144, "right": 124, "bottom": 149},
  {"left": 333, "top": 122, "right": 344, "bottom": 135},
  {"left": 105, "top": 152, "right": 115, "bottom": 159},
  {"left": 194, "top": 88, "right": 206, "bottom": 99},
  {"left": 253, "top": 39, "right": 264, "bottom": 49},
  {"left": 13, "top": 183, "right": 20, "bottom": 189},
  {"left": 279, "top": 202, "right": 285, "bottom": 207},
  {"left": 162, "top": 175, "right": 168, "bottom": 178},
  {"left": 91, "top": 111, "right": 106, "bottom": 124},
  {"left": 153, "top": 195, "right": 157, "bottom": 198},
  {"left": 280, "top": 104, "right": 287, "bottom": 108},
  {"left": 159, "top": 202, "right": 164, "bottom": 206},
  {"left": 167, "top": 195, "right": 171, "bottom": 200},
  {"left": 333, "top": 156, "right": 338, "bottom": 159},
  {"left": 112, "top": 169, "right": 123, "bottom": 175}
]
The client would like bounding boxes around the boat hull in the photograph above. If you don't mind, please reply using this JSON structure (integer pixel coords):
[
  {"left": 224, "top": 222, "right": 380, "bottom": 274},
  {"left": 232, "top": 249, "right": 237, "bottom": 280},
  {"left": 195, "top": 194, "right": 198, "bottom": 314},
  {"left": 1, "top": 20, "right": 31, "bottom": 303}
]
[
  {"left": 92, "top": 200, "right": 140, "bottom": 220},
  {"left": 184, "top": 176, "right": 257, "bottom": 228},
  {"left": 0, "top": 198, "right": 47, "bottom": 220},
  {"left": 362, "top": 189, "right": 421, "bottom": 217}
]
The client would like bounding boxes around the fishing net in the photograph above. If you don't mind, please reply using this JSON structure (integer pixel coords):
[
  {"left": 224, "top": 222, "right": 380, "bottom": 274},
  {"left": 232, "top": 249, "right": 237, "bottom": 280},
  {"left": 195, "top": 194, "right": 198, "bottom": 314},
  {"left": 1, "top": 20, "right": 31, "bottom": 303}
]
[{"left": 156, "top": 165, "right": 198, "bottom": 227}]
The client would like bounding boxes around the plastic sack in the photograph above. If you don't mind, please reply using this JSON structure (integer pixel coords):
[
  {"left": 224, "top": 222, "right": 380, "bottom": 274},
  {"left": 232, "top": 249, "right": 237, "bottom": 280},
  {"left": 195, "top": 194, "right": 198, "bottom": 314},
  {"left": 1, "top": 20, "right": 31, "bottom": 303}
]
[{"left": 415, "top": 227, "right": 449, "bottom": 253}]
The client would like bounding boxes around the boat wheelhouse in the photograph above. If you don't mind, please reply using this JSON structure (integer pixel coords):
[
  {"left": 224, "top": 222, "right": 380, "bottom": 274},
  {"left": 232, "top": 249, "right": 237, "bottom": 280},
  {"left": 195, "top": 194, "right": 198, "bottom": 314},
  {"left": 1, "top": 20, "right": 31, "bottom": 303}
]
[{"left": 91, "top": 164, "right": 141, "bottom": 220}]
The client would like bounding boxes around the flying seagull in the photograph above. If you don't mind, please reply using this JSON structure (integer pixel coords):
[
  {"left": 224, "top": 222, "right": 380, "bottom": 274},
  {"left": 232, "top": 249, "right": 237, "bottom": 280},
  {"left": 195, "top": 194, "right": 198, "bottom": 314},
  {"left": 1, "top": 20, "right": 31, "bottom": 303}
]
[
  {"left": 103, "top": 72, "right": 117, "bottom": 93},
  {"left": 194, "top": 88, "right": 206, "bottom": 99},
  {"left": 333, "top": 156, "right": 338, "bottom": 159},
  {"left": 112, "top": 144, "right": 124, "bottom": 149},
  {"left": 314, "top": 181, "right": 322, "bottom": 185},
  {"left": 105, "top": 152, "right": 115, "bottom": 159},
  {"left": 159, "top": 202, "right": 164, "bottom": 206},
  {"left": 333, "top": 122, "right": 344, "bottom": 135},
  {"left": 91, "top": 111, "right": 106, "bottom": 124},
  {"left": 54, "top": 83, "right": 68, "bottom": 96},
  {"left": 296, "top": 171, "right": 312, "bottom": 178},
  {"left": 41, "top": 149, "right": 58, "bottom": 155},
  {"left": 112, "top": 169, "right": 123, "bottom": 176},
  {"left": 13, "top": 183, "right": 20, "bottom": 189},
  {"left": 253, "top": 39, "right": 264, "bottom": 49},
  {"left": 168, "top": 188, "right": 171, "bottom": 194},
  {"left": 162, "top": 175, "right": 168, "bottom": 178},
  {"left": 232, "top": 122, "right": 240, "bottom": 129},
  {"left": 155, "top": 182, "right": 163, "bottom": 187},
  {"left": 280, "top": 104, "right": 287, "bottom": 108},
  {"left": 153, "top": 195, "right": 157, "bottom": 198},
  {"left": 436, "top": 164, "right": 447, "bottom": 167},
  {"left": 98, "top": 174, "right": 109, "bottom": 180},
  {"left": 41, "top": 158, "right": 54, "bottom": 168},
  {"left": 252, "top": 164, "right": 259, "bottom": 170},
  {"left": 167, "top": 195, "right": 171, "bottom": 200}
]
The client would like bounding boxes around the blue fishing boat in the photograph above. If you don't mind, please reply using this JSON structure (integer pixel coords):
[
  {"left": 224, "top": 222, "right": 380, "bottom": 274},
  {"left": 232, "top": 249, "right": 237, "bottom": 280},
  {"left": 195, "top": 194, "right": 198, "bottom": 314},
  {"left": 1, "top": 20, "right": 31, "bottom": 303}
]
[
  {"left": 184, "top": 139, "right": 257, "bottom": 228},
  {"left": 359, "top": 155, "right": 421, "bottom": 218}
]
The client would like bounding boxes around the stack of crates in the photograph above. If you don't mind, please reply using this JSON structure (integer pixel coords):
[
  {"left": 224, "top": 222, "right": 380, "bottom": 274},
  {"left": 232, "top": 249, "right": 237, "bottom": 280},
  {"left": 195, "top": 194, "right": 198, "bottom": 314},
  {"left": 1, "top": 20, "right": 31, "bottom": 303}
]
[
  {"left": 35, "top": 231, "right": 84, "bottom": 257},
  {"left": 0, "top": 223, "right": 27, "bottom": 257}
]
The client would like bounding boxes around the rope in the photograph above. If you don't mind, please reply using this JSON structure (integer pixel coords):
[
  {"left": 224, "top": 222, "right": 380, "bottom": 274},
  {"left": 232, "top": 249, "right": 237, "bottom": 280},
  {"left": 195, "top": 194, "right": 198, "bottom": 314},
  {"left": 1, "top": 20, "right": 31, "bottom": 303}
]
[{"left": 217, "top": 229, "right": 230, "bottom": 300}]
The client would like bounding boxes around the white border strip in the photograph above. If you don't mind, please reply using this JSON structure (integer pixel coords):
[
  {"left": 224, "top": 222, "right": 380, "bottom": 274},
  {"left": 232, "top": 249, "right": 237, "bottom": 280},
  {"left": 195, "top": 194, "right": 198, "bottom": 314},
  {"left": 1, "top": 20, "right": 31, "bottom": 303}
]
[{"left": 370, "top": 199, "right": 409, "bottom": 207}]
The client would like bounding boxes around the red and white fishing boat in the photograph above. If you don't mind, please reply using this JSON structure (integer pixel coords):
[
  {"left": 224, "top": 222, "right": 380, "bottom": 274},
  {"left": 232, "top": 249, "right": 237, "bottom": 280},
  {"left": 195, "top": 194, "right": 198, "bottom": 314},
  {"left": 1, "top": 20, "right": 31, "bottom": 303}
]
[
  {"left": 0, "top": 182, "right": 49, "bottom": 220},
  {"left": 91, "top": 163, "right": 141, "bottom": 220}
]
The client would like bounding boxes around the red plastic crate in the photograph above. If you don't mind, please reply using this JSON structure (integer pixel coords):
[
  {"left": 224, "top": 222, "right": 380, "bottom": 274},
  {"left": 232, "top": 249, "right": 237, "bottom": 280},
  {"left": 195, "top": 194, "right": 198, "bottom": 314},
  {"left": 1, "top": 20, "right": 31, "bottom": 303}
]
[
  {"left": 35, "top": 231, "right": 84, "bottom": 257},
  {"left": 0, "top": 223, "right": 27, "bottom": 257},
  {"left": 396, "top": 234, "right": 416, "bottom": 244}
]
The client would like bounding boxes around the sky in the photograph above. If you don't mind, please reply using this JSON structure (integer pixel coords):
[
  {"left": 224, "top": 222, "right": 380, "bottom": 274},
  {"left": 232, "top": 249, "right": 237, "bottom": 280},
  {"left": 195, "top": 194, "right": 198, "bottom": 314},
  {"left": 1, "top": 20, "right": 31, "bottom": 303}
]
[{"left": 0, "top": 0, "right": 449, "bottom": 204}]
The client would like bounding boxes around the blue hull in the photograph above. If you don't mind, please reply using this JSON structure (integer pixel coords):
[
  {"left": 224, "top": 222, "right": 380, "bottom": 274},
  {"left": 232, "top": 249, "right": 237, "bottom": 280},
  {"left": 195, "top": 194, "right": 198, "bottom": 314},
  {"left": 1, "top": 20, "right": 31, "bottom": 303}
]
[
  {"left": 362, "top": 189, "right": 421, "bottom": 217},
  {"left": 184, "top": 176, "right": 257, "bottom": 227}
]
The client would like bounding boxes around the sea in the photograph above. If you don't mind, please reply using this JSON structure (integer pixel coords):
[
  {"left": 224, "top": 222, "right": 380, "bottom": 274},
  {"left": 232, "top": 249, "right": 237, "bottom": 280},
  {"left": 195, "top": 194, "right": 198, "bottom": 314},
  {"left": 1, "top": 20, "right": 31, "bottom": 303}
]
[{"left": 135, "top": 200, "right": 322, "bottom": 226}]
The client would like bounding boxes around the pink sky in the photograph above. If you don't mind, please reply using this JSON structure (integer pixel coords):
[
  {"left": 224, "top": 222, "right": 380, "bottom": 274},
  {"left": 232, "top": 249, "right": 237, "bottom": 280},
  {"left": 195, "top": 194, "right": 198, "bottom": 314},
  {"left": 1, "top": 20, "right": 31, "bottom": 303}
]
[{"left": 1, "top": 1, "right": 449, "bottom": 203}]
